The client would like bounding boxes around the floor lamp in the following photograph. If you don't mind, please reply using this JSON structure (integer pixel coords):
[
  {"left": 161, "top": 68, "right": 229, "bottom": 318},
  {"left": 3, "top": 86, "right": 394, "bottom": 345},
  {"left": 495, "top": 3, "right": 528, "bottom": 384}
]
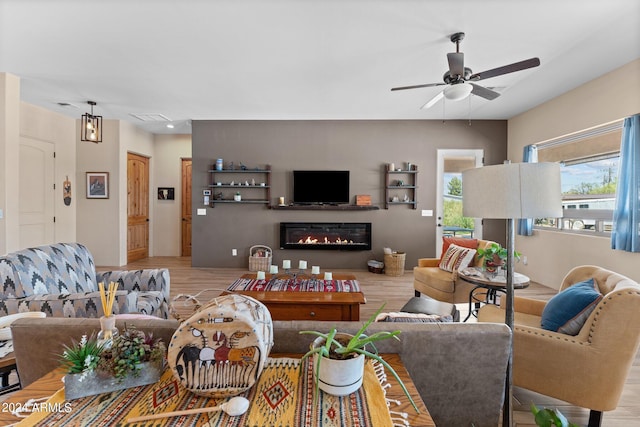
[{"left": 462, "top": 162, "right": 562, "bottom": 427}]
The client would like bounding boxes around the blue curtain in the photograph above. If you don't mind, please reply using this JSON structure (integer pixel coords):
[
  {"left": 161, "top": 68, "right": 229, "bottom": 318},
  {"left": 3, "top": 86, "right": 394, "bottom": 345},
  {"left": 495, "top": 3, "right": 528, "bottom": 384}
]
[
  {"left": 611, "top": 114, "right": 640, "bottom": 252},
  {"left": 517, "top": 145, "right": 538, "bottom": 236}
]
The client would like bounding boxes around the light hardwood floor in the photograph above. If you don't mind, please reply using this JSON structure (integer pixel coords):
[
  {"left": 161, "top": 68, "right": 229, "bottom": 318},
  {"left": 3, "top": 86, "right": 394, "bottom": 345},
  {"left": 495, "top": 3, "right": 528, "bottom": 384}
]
[{"left": 3, "top": 257, "right": 638, "bottom": 426}]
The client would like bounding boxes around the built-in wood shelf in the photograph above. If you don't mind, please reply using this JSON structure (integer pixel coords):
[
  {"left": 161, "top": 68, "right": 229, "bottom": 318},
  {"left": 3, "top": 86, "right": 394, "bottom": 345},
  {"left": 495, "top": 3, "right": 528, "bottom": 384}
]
[{"left": 271, "top": 204, "right": 380, "bottom": 211}]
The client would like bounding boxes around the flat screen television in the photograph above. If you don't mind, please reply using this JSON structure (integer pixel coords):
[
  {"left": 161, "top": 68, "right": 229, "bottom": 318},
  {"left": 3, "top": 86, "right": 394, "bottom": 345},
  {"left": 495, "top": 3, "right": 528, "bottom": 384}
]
[{"left": 293, "top": 170, "right": 350, "bottom": 205}]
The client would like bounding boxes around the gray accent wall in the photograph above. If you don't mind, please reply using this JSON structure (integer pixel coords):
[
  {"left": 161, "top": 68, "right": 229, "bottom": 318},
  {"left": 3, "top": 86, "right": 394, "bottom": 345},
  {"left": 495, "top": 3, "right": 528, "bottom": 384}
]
[{"left": 192, "top": 120, "right": 507, "bottom": 269}]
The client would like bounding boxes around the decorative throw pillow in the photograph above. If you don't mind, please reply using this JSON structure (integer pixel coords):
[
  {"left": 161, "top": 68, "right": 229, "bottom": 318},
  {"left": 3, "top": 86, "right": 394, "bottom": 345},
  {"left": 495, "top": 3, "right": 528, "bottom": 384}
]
[
  {"left": 541, "top": 278, "right": 603, "bottom": 335},
  {"left": 438, "top": 244, "right": 477, "bottom": 272},
  {"left": 440, "top": 237, "right": 478, "bottom": 263}
]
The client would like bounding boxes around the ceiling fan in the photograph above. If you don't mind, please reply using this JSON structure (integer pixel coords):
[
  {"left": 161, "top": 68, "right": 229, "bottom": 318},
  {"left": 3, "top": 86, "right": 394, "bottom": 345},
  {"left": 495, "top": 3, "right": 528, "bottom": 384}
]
[{"left": 391, "top": 32, "right": 540, "bottom": 109}]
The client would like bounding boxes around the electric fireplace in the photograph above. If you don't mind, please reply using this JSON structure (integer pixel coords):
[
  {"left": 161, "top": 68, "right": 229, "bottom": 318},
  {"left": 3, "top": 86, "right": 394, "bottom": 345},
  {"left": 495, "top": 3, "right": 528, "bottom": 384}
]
[{"left": 280, "top": 222, "right": 372, "bottom": 251}]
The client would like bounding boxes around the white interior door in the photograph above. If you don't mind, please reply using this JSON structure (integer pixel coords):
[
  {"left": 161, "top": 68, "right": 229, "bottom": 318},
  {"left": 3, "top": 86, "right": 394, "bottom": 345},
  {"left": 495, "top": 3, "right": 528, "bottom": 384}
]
[
  {"left": 435, "top": 149, "right": 484, "bottom": 256},
  {"left": 19, "top": 137, "right": 55, "bottom": 248}
]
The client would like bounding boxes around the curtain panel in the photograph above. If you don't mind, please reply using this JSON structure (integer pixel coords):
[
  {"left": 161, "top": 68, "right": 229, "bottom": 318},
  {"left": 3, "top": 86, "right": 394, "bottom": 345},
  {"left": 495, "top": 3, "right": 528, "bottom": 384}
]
[
  {"left": 611, "top": 114, "right": 640, "bottom": 252},
  {"left": 517, "top": 145, "right": 538, "bottom": 236}
]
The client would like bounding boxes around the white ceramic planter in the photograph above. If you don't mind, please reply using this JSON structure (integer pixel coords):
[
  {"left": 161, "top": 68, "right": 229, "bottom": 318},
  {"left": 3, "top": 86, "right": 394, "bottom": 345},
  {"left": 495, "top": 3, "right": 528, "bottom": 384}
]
[{"left": 312, "top": 334, "right": 365, "bottom": 396}]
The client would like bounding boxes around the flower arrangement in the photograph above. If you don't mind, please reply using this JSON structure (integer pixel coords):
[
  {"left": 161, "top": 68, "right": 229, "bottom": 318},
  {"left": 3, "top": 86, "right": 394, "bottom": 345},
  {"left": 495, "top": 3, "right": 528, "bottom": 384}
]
[{"left": 60, "top": 325, "right": 166, "bottom": 382}]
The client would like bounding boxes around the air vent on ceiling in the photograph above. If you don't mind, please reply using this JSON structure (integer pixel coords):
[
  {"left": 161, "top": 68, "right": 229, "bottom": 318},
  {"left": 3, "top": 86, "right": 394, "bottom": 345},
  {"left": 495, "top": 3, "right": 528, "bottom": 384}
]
[
  {"left": 57, "top": 102, "right": 80, "bottom": 109},
  {"left": 129, "top": 113, "right": 171, "bottom": 122}
]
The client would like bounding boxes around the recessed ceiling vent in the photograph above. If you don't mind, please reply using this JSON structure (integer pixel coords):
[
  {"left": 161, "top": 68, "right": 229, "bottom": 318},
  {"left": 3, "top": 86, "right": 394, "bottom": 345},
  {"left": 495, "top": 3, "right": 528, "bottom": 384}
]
[
  {"left": 57, "top": 102, "right": 80, "bottom": 109},
  {"left": 129, "top": 113, "right": 171, "bottom": 122}
]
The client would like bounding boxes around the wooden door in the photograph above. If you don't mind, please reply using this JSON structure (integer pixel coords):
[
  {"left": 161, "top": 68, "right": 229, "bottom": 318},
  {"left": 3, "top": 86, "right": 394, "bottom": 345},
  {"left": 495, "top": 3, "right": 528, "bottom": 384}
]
[
  {"left": 181, "top": 158, "right": 192, "bottom": 256},
  {"left": 19, "top": 137, "right": 55, "bottom": 248},
  {"left": 127, "top": 153, "right": 149, "bottom": 262}
]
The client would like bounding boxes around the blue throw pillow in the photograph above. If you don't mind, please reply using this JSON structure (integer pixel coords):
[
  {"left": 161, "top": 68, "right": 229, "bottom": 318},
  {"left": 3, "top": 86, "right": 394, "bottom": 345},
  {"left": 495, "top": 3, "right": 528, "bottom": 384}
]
[{"left": 541, "top": 278, "right": 603, "bottom": 335}]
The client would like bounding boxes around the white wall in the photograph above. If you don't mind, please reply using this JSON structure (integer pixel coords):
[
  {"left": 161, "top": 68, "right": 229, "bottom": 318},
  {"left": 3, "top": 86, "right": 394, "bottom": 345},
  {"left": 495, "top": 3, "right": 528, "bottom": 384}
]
[
  {"left": 0, "top": 73, "right": 20, "bottom": 254},
  {"left": 508, "top": 59, "right": 640, "bottom": 287},
  {"left": 76, "top": 120, "right": 122, "bottom": 265},
  {"left": 153, "top": 134, "right": 191, "bottom": 256}
]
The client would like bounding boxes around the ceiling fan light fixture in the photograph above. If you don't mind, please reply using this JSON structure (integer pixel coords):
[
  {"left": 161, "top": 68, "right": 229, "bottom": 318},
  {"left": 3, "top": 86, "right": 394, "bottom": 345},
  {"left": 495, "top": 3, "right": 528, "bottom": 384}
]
[{"left": 443, "top": 82, "right": 473, "bottom": 101}]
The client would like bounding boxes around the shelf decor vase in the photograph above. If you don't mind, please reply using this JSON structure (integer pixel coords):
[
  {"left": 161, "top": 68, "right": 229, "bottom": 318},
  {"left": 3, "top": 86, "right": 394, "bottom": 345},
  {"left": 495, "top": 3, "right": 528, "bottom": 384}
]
[
  {"left": 97, "top": 315, "right": 119, "bottom": 349},
  {"left": 64, "top": 360, "right": 163, "bottom": 400}
]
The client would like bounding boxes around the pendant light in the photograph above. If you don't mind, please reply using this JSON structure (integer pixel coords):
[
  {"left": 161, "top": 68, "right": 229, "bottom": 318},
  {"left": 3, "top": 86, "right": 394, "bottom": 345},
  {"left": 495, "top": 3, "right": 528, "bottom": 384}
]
[{"left": 81, "top": 101, "right": 103, "bottom": 143}]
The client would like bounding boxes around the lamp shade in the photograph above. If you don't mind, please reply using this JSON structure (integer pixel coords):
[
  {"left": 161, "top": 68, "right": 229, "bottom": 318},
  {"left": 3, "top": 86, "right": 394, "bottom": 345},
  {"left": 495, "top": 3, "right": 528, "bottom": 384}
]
[{"left": 462, "top": 162, "right": 563, "bottom": 219}]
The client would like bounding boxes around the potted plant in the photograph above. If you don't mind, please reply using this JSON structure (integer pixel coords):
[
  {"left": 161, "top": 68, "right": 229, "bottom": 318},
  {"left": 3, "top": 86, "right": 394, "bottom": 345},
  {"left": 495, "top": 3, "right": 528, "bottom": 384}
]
[
  {"left": 299, "top": 304, "right": 419, "bottom": 413},
  {"left": 476, "top": 243, "right": 521, "bottom": 273},
  {"left": 100, "top": 325, "right": 166, "bottom": 379},
  {"left": 530, "top": 404, "right": 579, "bottom": 427},
  {"left": 60, "top": 325, "right": 166, "bottom": 399}
]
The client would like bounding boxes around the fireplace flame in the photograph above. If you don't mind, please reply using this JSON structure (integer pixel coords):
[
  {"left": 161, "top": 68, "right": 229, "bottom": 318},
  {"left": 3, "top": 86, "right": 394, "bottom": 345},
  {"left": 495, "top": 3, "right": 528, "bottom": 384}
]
[{"left": 298, "top": 236, "right": 355, "bottom": 245}]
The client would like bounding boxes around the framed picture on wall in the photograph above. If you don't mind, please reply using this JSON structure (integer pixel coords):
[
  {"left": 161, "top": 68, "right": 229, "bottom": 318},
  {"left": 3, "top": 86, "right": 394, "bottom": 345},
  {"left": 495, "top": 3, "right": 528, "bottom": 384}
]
[
  {"left": 86, "top": 172, "right": 109, "bottom": 199},
  {"left": 158, "top": 187, "right": 175, "bottom": 200}
]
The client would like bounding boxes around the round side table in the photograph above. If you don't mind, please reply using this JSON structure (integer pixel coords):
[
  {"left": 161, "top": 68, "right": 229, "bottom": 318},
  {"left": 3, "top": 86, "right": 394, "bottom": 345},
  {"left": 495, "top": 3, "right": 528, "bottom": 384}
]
[{"left": 457, "top": 267, "right": 530, "bottom": 322}]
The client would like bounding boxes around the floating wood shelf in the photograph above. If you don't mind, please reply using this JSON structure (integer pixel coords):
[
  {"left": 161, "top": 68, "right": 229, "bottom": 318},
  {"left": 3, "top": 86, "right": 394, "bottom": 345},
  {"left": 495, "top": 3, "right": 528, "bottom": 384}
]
[{"left": 271, "top": 205, "right": 380, "bottom": 211}]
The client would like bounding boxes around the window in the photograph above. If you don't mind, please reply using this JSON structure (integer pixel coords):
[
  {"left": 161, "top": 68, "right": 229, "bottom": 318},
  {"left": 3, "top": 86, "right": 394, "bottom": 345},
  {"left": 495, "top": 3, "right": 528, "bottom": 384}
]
[{"left": 535, "top": 121, "right": 622, "bottom": 236}]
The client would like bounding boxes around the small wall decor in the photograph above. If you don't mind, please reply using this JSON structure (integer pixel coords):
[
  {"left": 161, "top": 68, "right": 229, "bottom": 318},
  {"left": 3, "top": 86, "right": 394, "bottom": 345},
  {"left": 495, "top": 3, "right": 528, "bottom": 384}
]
[
  {"left": 86, "top": 172, "right": 109, "bottom": 199},
  {"left": 63, "top": 176, "right": 72, "bottom": 206},
  {"left": 158, "top": 187, "right": 175, "bottom": 200}
]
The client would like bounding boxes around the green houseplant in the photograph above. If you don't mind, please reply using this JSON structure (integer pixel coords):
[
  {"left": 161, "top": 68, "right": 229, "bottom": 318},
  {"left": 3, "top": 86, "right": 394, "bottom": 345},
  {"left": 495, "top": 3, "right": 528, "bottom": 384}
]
[
  {"left": 476, "top": 243, "right": 521, "bottom": 272},
  {"left": 530, "top": 404, "right": 579, "bottom": 427},
  {"left": 60, "top": 325, "right": 166, "bottom": 400},
  {"left": 299, "top": 304, "right": 419, "bottom": 413},
  {"left": 100, "top": 325, "right": 166, "bottom": 379}
]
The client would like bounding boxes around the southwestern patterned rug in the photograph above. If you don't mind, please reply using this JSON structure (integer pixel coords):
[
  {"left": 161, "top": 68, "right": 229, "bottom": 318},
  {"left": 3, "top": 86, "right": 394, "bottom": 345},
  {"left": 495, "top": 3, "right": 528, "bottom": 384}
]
[
  {"left": 17, "top": 357, "right": 397, "bottom": 427},
  {"left": 226, "top": 278, "right": 361, "bottom": 293}
]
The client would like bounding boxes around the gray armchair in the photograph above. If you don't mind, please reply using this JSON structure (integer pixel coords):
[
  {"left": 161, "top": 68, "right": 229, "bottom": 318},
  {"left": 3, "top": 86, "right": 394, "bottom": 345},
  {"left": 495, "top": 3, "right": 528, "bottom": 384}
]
[{"left": 0, "top": 243, "right": 170, "bottom": 318}]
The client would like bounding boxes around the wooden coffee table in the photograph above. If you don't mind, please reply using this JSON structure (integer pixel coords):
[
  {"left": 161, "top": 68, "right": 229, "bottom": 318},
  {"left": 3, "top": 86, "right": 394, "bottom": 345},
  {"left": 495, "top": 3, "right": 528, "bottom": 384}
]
[
  {"left": 0, "top": 353, "right": 20, "bottom": 395},
  {"left": 222, "top": 273, "right": 366, "bottom": 321}
]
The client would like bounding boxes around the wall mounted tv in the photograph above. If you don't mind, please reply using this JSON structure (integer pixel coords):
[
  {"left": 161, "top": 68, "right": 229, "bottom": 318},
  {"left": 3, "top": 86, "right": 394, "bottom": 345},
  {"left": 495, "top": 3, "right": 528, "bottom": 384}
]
[{"left": 293, "top": 170, "right": 350, "bottom": 205}]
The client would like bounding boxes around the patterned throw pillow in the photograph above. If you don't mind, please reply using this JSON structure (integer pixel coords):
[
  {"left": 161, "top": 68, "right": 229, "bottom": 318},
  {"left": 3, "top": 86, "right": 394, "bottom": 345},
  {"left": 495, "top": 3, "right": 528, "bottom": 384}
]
[
  {"left": 541, "top": 278, "right": 603, "bottom": 335},
  {"left": 439, "top": 236, "right": 478, "bottom": 263},
  {"left": 438, "top": 244, "right": 477, "bottom": 272}
]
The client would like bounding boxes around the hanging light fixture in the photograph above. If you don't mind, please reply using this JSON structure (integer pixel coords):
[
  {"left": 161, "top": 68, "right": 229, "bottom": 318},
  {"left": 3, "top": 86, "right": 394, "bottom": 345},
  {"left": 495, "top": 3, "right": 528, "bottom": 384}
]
[
  {"left": 443, "top": 82, "right": 473, "bottom": 101},
  {"left": 81, "top": 101, "right": 103, "bottom": 143}
]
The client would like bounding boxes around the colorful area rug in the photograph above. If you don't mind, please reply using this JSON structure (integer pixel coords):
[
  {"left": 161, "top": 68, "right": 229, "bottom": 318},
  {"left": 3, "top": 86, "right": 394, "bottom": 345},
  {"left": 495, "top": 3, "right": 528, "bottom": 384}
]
[
  {"left": 226, "top": 278, "right": 361, "bottom": 293},
  {"left": 17, "top": 357, "right": 394, "bottom": 426}
]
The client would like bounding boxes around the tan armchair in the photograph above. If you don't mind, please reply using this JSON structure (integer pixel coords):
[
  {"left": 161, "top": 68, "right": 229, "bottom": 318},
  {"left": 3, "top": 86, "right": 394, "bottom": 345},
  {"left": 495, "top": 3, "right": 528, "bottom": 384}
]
[
  {"left": 478, "top": 265, "right": 640, "bottom": 427},
  {"left": 413, "top": 239, "right": 496, "bottom": 303}
]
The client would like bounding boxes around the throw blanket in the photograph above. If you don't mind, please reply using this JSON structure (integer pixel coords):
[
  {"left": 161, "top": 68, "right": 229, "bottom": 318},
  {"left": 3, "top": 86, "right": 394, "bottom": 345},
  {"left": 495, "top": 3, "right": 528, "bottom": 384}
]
[
  {"left": 17, "top": 357, "right": 400, "bottom": 426},
  {"left": 227, "top": 278, "right": 361, "bottom": 293}
]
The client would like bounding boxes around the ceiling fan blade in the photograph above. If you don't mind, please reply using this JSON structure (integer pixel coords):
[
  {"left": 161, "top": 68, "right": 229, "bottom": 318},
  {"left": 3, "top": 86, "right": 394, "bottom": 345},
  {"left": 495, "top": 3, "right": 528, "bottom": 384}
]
[
  {"left": 469, "top": 57, "right": 540, "bottom": 81},
  {"left": 391, "top": 83, "right": 444, "bottom": 91},
  {"left": 447, "top": 52, "right": 464, "bottom": 77},
  {"left": 420, "top": 91, "right": 444, "bottom": 109},
  {"left": 470, "top": 83, "right": 500, "bottom": 100}
]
